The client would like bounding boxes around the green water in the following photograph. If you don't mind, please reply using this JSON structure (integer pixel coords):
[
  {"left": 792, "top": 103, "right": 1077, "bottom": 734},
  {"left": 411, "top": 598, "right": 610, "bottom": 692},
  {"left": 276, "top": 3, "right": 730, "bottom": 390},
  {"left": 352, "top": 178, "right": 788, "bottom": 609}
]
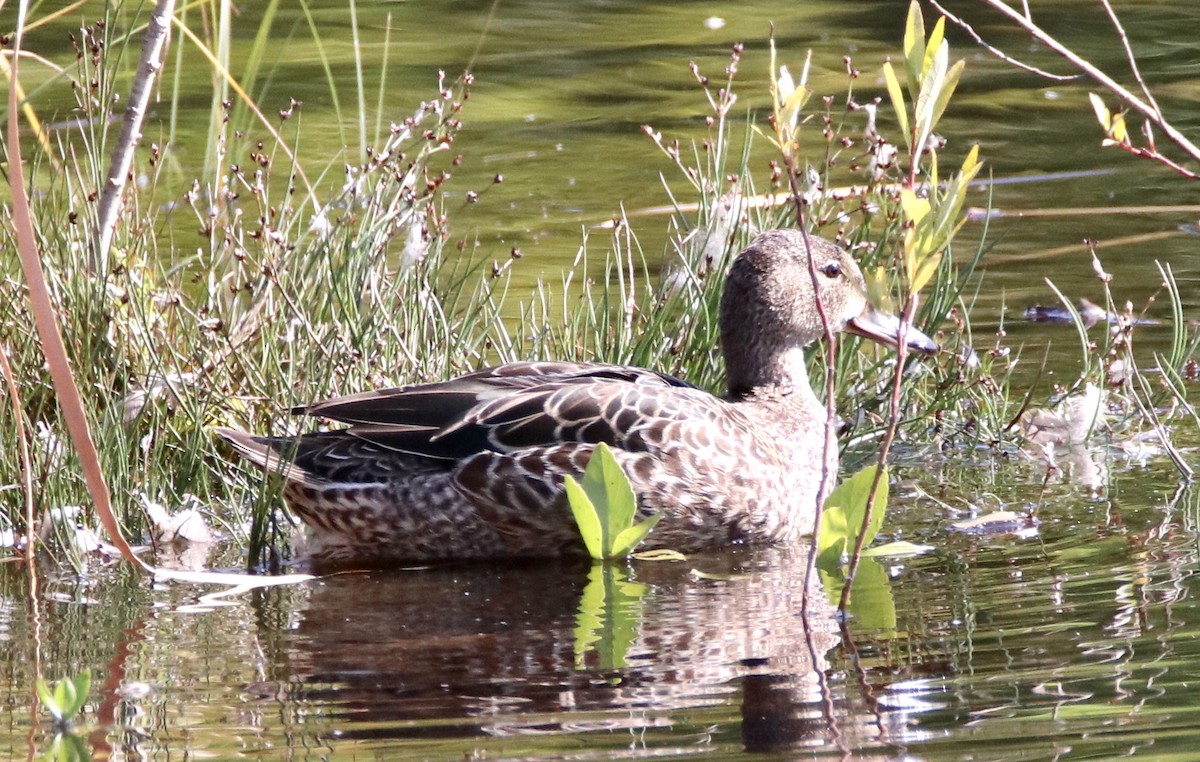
[{"left": 6, "top": 0, "right": 1200, "bottom": 758}]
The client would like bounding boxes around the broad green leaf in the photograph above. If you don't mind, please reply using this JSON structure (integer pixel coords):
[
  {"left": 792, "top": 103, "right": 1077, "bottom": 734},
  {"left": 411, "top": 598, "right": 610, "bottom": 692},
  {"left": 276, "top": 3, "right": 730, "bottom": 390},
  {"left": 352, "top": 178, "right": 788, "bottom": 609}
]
[
  {"left": 567, "top": 443, "right": 663, "bottom": 561},
  {"left": 843, "top": 559, "right": 898, "bottom": 633},
  {"left": 817, "top": 464, "right": 889, "bottom": 568},
  {"left": 581, "top": 442, "right": 639, "bottom": 556},
  {"left": 882, "top": 62, "right": 909, "bottom": 146},
  {"left": 573, "top": 563, "right": 605, "bottom": 663},
  {"left": 564, "top": 475, "right": 603, "bottom": 559}
]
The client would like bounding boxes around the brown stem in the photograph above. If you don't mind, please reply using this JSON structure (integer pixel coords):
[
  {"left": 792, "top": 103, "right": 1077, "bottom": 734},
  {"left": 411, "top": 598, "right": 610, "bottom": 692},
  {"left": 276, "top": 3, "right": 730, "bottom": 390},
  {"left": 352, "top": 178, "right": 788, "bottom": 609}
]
[
  {"left": 8, "top": 8, "right": 147, "bottom": 572},
  {"left": 785, "top": 156, "right": 840, "bottom": 616},
  {"left": 838, "top": 294, "right": 913, "bottom": 613}
]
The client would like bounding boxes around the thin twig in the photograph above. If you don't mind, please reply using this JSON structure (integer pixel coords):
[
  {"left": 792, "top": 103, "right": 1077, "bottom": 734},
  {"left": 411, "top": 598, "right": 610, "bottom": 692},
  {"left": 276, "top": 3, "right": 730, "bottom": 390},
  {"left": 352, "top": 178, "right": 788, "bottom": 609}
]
[
  {"left": 838, "top": 294, "right": 912, "bottom": 613},
  {"left": 947, "top": 0, "right": 1200, "bottom": 164},
  {"left": 94, "top": 0, "right": 176, "bottom": 272},
  {"left": 1099, "top": 0, "right": 1162, "bottom": 122},
  {"left": 926, "top": 0, "right": 1078, "bottom": 81},
  {"left": 790, "top": 167, "right": 840, "bottom": 616}
]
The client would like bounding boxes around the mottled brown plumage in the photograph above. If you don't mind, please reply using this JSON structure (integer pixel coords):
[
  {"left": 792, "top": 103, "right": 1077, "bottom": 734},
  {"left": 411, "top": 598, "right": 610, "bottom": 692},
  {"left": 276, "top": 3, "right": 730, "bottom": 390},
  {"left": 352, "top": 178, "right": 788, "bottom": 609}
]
[{"left": 217, "top": 230, "right": 938, "bottom": 566}]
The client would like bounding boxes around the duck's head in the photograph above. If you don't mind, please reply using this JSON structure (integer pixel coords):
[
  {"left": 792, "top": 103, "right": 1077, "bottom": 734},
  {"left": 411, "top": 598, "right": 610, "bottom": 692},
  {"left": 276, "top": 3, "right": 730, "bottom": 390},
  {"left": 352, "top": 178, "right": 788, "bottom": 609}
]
[{"left": 719, "top": 229, "right": 938, "bottom": 398}]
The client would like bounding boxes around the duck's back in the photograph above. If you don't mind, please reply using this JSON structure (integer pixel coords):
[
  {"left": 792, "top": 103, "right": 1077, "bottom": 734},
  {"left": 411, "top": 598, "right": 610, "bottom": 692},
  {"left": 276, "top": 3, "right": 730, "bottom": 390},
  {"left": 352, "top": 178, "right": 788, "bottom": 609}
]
[{"left": 220, "top": 361, "right": 825, "bottom": 563}]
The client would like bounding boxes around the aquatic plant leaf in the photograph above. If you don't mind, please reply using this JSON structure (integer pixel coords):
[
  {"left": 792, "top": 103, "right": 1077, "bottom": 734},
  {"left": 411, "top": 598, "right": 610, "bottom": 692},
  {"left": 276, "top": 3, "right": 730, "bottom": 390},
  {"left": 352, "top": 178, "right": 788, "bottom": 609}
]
[
  {"left": 611, "top": 513, "right": 663, "bottom": 557},
  {"left": 817, "top": 464, "right": 889, "bottom": 569},
  {"left": 847, "top": 559, "right": 896, "bottom": 632},
  {"left": 45, "top": 731, "right": 90, "bottom": 762},
  {"left": 566, "top": 443, "right": 652, "bottom": 560},
  {"left": 564, "top": 475, "right": 603, "bottom": 559},
  {"left": 54, "top": 679, "right": 74, "bottom": 719},
  {"left": 585, "top": 442, "right": 642, "bottom": 558},
  {"left": 66, "top": 672, "right": 90, "bottom": 717}
]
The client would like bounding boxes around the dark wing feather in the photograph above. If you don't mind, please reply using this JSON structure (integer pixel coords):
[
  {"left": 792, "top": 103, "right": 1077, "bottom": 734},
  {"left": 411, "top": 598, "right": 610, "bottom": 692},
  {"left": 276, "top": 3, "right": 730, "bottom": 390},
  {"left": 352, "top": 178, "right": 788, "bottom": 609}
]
[{"left": 296, "top": 362, "right": 700, "bottom": 461}]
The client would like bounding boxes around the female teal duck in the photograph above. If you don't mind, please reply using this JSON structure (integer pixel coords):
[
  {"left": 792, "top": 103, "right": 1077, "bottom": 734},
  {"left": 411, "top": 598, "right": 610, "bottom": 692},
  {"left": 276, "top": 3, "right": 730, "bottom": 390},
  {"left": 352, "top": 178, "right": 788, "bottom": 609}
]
[{"left": 217, "top": 230, "right": 937, "bottom": 566}]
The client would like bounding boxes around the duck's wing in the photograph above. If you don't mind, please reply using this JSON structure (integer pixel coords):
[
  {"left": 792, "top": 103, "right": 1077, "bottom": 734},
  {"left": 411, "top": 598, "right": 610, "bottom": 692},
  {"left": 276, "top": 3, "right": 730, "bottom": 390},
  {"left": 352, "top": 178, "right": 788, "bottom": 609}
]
[
  {"left": 449, "top": 377, "right": 747, "bottom": 555},
  {"left": 300, "top": 362, "right": 699, "bottom": 461}
]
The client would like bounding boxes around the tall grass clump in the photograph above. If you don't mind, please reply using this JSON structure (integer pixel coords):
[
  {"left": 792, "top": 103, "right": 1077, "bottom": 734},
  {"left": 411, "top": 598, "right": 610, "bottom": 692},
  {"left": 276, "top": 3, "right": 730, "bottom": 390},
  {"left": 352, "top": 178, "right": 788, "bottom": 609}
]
[{"left": 2, "top": 5, "right": 502, "bottom": 569}]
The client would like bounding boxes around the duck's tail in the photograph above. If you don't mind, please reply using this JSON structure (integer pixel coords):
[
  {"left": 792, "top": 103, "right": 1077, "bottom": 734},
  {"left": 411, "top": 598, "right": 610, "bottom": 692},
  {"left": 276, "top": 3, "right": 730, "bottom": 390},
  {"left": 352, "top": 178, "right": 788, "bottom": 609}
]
[{"left": 215, "top": 427, "right": 299, "bottom": 479}]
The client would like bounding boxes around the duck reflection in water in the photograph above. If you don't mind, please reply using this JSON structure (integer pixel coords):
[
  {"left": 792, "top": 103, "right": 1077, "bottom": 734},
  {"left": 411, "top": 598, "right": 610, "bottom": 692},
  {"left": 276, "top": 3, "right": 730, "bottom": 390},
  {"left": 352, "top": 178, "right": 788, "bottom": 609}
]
[{"left": 251, "top": 548, "right": 906, "bottom": 755}]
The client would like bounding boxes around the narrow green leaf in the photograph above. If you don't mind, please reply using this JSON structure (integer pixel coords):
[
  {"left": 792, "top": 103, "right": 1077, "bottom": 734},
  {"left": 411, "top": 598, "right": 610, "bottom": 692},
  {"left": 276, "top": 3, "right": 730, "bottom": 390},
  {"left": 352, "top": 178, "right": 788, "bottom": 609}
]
[
  {"left": 911, "top": 250, "right": 943, "bottom": 294},
  {"left": 903, "top": 0, "right": 926, "bottom": 97},
  {"left": 612, "top": 513, "right": 663, "bottom": 557},
  {"left": 929, "top": 58, "right": 965, "bottom": 131},
  {"left": 923, "top": 17, "right": 947, "bottom": 79},
  {"left": 882, "top": 62, "right": 910, "bottom": 149},
  {"left": 912, "top": 40, "right": 948, "bottom": 159},
  {"left": 1088, "top": 92, "right": 1112, "bottom": 131},
  {"left": 564, "top": 475, "right": 604, "bottom": 560},
  {"left": 632, "top": 548, "right": 688, "bottom": 562}
]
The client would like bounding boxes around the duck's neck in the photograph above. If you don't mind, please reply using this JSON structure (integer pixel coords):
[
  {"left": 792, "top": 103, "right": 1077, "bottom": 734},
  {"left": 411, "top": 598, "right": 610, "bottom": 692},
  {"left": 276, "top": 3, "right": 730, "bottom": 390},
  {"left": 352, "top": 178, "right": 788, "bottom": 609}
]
[{"left": 726, "top": 345, "right": 823, "bottom": 415}]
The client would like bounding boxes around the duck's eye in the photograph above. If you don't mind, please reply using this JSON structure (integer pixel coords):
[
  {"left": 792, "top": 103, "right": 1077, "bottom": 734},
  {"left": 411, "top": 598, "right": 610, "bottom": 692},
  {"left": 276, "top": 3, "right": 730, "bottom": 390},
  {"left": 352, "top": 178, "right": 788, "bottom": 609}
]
[{"left": 820, "top": 261, "right": 842, "bottom": 278}]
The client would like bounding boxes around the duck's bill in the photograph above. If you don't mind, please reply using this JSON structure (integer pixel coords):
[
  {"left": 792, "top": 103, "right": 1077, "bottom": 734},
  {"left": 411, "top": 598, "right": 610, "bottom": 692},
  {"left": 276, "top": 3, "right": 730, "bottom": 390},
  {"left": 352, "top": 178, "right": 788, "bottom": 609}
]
[{"left": 846, "top": 307, "right": 939, "bottom": 355}]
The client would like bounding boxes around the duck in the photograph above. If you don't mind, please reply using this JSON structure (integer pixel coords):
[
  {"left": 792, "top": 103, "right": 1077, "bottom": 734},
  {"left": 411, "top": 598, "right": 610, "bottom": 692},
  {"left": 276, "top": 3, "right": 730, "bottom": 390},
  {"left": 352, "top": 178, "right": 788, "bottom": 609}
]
[{"left": 216, "top": 230, "right": 938, "bottom": 566}]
